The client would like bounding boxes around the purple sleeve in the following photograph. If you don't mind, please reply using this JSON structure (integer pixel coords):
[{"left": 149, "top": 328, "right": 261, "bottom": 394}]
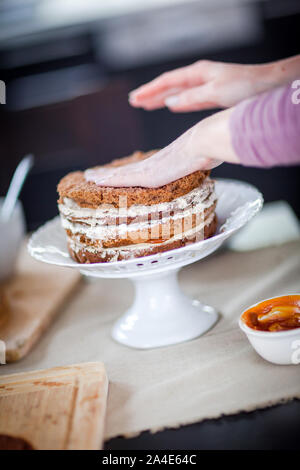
[{"left": 229, "top": 83, "right": 300, "bottom": 167}]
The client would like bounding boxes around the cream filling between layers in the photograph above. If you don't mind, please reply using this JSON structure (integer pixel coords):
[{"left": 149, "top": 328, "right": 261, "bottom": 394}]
[
  {"left": 59, "top": 178, "right": 215, "bottom": 220},
  {"left": 60, "top": 191, "right": 216, "bottom": 241},
  {"left": 68, "top": 211, "right": 216, "bottom": 258}
]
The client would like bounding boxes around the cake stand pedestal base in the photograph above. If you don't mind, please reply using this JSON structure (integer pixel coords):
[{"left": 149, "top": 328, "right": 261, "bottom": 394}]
[{"left": 111, "top": 269, "right": 218, "bottom": 349}]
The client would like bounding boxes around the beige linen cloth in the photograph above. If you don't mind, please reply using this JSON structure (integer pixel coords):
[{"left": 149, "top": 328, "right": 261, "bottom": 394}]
[{"left": 3, "top": 241, "right": 300, "bottom": 439}]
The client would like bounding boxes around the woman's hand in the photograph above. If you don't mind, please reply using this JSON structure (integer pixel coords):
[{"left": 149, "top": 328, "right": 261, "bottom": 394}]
[
  {"left": 129, "top": 56, "right": 300, "bottom": 112},
  {"left": 87, "top": 56, "right": 300, "bottom": 187},
  {"left": 85, "top": 108, "right": 239, "bottom": 188}
]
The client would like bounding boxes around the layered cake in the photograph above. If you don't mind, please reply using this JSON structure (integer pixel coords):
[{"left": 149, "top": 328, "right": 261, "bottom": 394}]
[{"left": 57, "top": 151, "right": 217, "bottom": 263}]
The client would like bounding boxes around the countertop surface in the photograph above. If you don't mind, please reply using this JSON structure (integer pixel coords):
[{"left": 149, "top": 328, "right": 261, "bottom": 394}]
[{"left": 2, "top": 241, "right": 299, "bottom": 448}]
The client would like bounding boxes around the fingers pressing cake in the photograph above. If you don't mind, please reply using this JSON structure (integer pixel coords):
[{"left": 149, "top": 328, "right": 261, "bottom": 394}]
[{"left": 57, "top": 151, "right": 217, "bottom": 263}]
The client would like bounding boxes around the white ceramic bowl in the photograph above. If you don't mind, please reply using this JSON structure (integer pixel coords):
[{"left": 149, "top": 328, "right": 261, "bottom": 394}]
[
  {"left": 0, "top": 198, "right": 25, "bottom": 282},
  {"left": 239, "top": 295, "right": 300, "bottom": 365}
]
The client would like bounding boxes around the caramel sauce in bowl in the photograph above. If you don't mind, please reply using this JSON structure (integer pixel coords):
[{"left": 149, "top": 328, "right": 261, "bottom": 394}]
[{"left": 239, "top": 295, "right": 300, "bottom": 365}]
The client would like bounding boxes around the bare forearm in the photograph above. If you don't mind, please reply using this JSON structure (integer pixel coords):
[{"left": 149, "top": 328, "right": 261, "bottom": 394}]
[
  {"left": 265, "top": 55, "right": 300, "bottom": 88},
  {"left": 190, "top": 108, "right": 239, "bottom": 164}
]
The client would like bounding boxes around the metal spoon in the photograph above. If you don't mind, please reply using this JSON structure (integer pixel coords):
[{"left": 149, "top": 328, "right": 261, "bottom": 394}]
[{"left": 1, "top": 154, "right": 34, "bottom": 222}]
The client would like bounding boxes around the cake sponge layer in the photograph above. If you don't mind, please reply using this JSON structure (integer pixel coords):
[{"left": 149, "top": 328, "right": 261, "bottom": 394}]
[{"left": 57, "top": 151, "right": 210, "bottom": 208}]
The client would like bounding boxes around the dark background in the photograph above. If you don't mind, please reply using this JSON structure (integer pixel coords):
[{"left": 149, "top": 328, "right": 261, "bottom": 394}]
[
  {"left": 0, "top": 0, "right": 299, "bottom": 450},
  {"left": 107, "top": 400, "right": 300, "bottom": 450},
  {"left": 0, "top": 0, "right": 299, "bottom": 230}
]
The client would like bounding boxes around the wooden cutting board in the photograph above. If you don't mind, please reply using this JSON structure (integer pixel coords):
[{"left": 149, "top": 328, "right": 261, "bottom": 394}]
[
  {"left": 0, "top": 244, "right": 80, "bottom": 362},
  {"left": 0, "top": 362, "right": 108, "bottom": 450}
]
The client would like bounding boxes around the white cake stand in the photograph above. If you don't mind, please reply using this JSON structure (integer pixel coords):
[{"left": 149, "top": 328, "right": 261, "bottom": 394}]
[{"left": 28, "top": 179, "right": 263, "bottom": 349}]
